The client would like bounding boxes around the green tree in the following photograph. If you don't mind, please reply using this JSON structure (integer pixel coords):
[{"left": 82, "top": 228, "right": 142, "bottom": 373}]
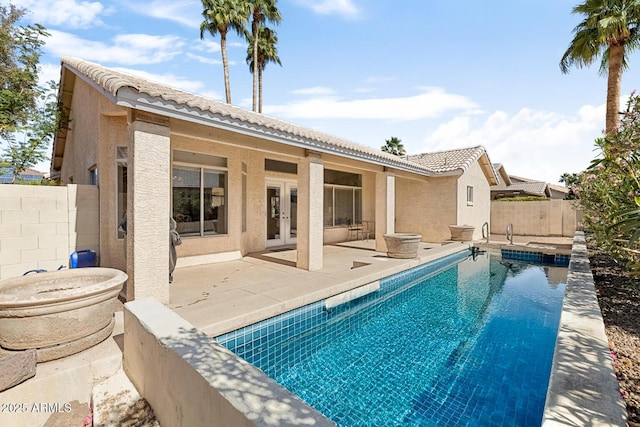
[
  {"left": 246, "top": 26, "right": 281, "bottom": 113},
  {"left": 560, "top": 0, "right": 640, "bottom": 135},
  {"left": 200, "top": 0, "right": 249, "bottom": 104},
  {"left": 559, "top": 172, "right": 580, "bottom": 199},
  {"left": 0, "top": 4, "right": 49, "bottom": 138},
  {"left": 2, "top": 81, "right": 62, "bottom": 182},
  {"left": 381, "top": 137, "right": 406, "bottom": 156},
  {"left": 576, "top": 92, "right": 640, "bottom": 271},
  {"left": 246, "top": 0, "right": 281, "bottom": 112}
]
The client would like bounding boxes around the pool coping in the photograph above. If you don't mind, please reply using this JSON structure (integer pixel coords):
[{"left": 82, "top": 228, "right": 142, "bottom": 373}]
[{"left": 542, "top": 231, "right": 627, "bottom": 426}]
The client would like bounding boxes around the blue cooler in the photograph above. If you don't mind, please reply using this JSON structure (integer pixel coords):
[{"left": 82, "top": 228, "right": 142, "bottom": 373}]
[{"left": 70, "top": 250, "right": 97, "bottom": 268}]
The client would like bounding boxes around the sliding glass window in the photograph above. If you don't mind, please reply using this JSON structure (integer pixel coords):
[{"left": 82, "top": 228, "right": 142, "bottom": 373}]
[
  {"left": 172, "top": 151, "right": 227, "bottom": 236},
  {"left": 323, "top": 185, "right": 362, "bottom": 227}
]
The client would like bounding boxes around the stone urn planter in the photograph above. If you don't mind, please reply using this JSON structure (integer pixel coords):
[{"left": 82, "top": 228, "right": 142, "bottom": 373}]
[
  {"left": 449, "top": 225, "right": 475, "bottom": 242},
  {"left": 0, "top": 267, "right": 127, "bottom": 362},
  {"left": 383, "top": 233, "right": 422, "bottom": 259}
]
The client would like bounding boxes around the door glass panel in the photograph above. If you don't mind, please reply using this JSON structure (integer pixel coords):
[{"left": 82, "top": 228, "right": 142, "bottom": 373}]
[
  {"left": 267, "top": 186, "right": 280, "bottom": 240},
  {"left": 289, "top": 187, "right": 297, "bottom": 238}
]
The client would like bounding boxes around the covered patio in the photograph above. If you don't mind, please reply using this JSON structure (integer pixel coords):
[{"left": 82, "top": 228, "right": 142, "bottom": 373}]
[{"left": 168, "top": 241, "right": 471, "bottom": 337}]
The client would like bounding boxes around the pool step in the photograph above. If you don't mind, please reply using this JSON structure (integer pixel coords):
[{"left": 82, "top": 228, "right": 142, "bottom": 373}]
[{"left": 325, "top": 281, "right": 380, "bottom": 309}]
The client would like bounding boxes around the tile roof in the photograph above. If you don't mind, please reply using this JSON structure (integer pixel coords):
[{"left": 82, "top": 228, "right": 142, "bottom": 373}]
[
  {"left": 503, "top": 181, "right": 549, "bottom": 196},
  {"left": 60, "top": 57, "right": 436, "bottom": 177},
  {"left": 407, "top": 146, "right": 488, "bottom": 173},
  {"left": 548, "top": 184, "right": 569, "bottom": 194},
  {"left": 407, "top": 146, "right": 499, "bottom": 184}
]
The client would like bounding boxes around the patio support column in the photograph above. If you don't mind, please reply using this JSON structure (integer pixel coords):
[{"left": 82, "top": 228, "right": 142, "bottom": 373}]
[
  {"left": 375, "top": 171, "right": 395, "bottom": 252},
  {"left": 126, "top": 112, "right": 171, "bottom": 303},
  {"left": 297, "top": 152, "right": 323, "bottom": 271}
]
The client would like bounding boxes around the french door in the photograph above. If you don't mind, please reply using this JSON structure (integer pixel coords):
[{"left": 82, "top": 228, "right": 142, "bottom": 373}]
[{"left": 266, "top": 180, "right": 297, "bottom": 247}]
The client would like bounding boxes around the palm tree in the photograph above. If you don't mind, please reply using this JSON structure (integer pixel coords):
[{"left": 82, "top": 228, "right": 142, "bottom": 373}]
[
  {"left": 246, "top": 26, "right": 281, "bottom": 113},
  {"left": 246, "top": 0, "right": 281, "bottom": 112},
  {"left": 381, "top": 137, "right": 406, "bottom": 156},
  {"left": 200, "top": 0, "right": 249, "bottom": 104},
  {"left": 560, "top": 0, "right": 640, "bottom": 134}
]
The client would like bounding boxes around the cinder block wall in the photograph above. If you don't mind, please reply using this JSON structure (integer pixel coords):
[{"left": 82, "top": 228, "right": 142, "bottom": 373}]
[
  {"left": 0, "top": 184, "right": 99, "bottom": 280},
  {"left": 490, "top": 200, "right": 582, "bottom": 237}
]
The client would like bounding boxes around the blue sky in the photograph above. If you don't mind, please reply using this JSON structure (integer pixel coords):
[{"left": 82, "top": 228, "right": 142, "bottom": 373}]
[{"left": 14, "top": 0, "right": 640, "bottom": 184}]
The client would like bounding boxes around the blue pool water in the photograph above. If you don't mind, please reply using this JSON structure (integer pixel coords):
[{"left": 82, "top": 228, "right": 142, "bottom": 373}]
[{"left": 216, "top": 250, "right": 567, "bottom": 426}]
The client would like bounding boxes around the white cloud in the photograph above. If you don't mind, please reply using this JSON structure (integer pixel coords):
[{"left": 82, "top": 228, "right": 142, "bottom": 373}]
[
  {"left": 291, "top": 86, "right": 336, "bottom": 95},
  {"left": 293, "top": 0, "right": 360, "bottom": 17},
  {"left": 265, "top": 87, "right": 480, "bottom": 120},
  {"left": 38, "top": 62, "right": 63, "bottom": 86},
  {"left": 45, "top": 30, "right": 185, "bottom": 65},
  {"left": 12, "top": 0, "right": 110, "bottom": 29},
  {"left": 186, "top": 53, "right": 222, "bottom": 65},
  {"left": 193, "top": 39, "right": 222, "bottom": 53},
  {"left": 124, "top": 0, "right": 200, "bottom": 28},
  {"left": 419, "top": 104, "right": 606, "bottom": 184}
]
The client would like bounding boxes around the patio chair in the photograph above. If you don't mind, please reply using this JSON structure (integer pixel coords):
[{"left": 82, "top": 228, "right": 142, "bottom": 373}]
[
  {"left": 364, "top": 220, "right": 375, "bottom": 241},
  {"left": 347, "top": 219, "right": 364, "bottom": 240}
]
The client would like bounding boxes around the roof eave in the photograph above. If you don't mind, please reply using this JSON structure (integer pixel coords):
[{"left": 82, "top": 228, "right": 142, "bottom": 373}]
[{"left": 116, "top": 88, "right": 434, "bottom": 176}]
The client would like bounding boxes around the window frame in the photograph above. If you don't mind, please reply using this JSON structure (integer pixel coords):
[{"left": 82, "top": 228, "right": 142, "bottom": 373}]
[
  {"left": 466, "top": 185, "right": 474, "bottom": 206},
  {"left": 323, "top": 184, "right": 362, "bottom": 227},
  {"left": 116, "top": 147, "right": 127, "bottom": 240},
  {"left": 88, "top": 165, "right": 98, "bottom": 186},
  {"left": 171, "top": 152, "right": 229, "bottom": 237}
]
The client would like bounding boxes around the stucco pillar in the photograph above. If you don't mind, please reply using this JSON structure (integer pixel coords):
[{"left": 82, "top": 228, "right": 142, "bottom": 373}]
[
  {"left": 375, "top": 171, "right": 395, "bottom": 252},
  {"left": 126, "top": 114, "right": 171, "bottom": 303},
  {"left": 297, "top": 152, "right": 323, "bottom": 271}
]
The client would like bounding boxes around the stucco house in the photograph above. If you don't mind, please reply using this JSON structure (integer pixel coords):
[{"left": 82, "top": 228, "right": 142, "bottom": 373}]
[
  {"left": 51, "top": 57, "right": 496, "bottom": 303},
  {"left": 403, "top": 146, "right": 499, "bottom": 242},
  {"left": 491, "top": 164, "right": 569, "bottom": 200}
]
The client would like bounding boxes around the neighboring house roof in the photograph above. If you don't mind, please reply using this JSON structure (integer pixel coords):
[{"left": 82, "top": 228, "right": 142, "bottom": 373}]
[
  {"left": 0, "top": 168, "right": 45, "bottom": 184},
  {"left": 53, "top": 57, "right": 439, "bottom": 178},
  {"left": 491, "top": 163, "right": 512, "bottom": 186},
  {"left": 504, "top": 181, "right": 550, "bottom": 197},
  {"left": 407, "top": 146, "right": 499, "bottom": 185},
  {"left": 491, "top": 169, "right": 571, "bottom": 199},
  {"left": 548, "top": 184, "right": 570, "bottom": 195},
  {"left": 508, "top": 175, "right": 537, "bottom": 184}
]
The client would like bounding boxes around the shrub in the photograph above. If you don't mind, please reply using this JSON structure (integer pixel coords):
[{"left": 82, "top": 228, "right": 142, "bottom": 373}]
[{"left": 576, "top": 92, "right": 640, "bottom": 272}]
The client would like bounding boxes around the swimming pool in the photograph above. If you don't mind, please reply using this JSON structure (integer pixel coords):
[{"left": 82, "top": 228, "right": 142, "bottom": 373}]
[{"left": 215, "top": 250, "right": 567, "bottom": 426}]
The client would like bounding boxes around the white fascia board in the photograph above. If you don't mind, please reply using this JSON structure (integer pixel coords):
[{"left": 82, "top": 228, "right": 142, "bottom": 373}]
[{"left": 115, "top": 88, "right": 433, "bottom": 177}]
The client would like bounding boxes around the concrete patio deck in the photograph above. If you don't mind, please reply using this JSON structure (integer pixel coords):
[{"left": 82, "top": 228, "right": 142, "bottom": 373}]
[{"left": 168, "top": 240, "right": 471, "bottom": 337}]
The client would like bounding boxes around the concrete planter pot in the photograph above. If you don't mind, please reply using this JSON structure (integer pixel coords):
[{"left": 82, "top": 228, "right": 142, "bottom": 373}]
[
  {"left": 449, "top": 225, "right": 475, "bottom": 241},
  {"left": 0, "top": 268, "right": 127, "bottom": 362},
  {"left": 383, "top": 233, "right": 422, "bottom": 259}
]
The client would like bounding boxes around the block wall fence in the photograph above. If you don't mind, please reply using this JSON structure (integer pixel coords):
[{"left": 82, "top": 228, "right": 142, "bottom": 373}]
[
  {"left": 0, "top": 184, "right": 99, "bottom": 280},
  {"left": 490, "top": 199, "right": 583, "bottom": 238}
]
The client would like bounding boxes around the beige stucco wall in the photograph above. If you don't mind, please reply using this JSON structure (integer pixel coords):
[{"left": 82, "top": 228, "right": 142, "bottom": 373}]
[
  {"left": 395, "top": 162, "right": 492, "bottom": 242},
  {"left": 491, "top": 199, "right": 581, "bottom": 237},
  {"left": 59, "top": 77, "right": 128, "bottom": 272},
  {"left": 124, "top": 298, "right": 334, "bottom": 426},
  {"left": 395, "top": 175, "right": 458, "bottom": 242},
  {"left": 456, "top": 161, "right": 492, "bottom": 240},
  {"left": 98, "top": 116, "right": 128, "bottom": 271},
  {"left": 0, "top": 184, "right": 99, "bottom": 280}
]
